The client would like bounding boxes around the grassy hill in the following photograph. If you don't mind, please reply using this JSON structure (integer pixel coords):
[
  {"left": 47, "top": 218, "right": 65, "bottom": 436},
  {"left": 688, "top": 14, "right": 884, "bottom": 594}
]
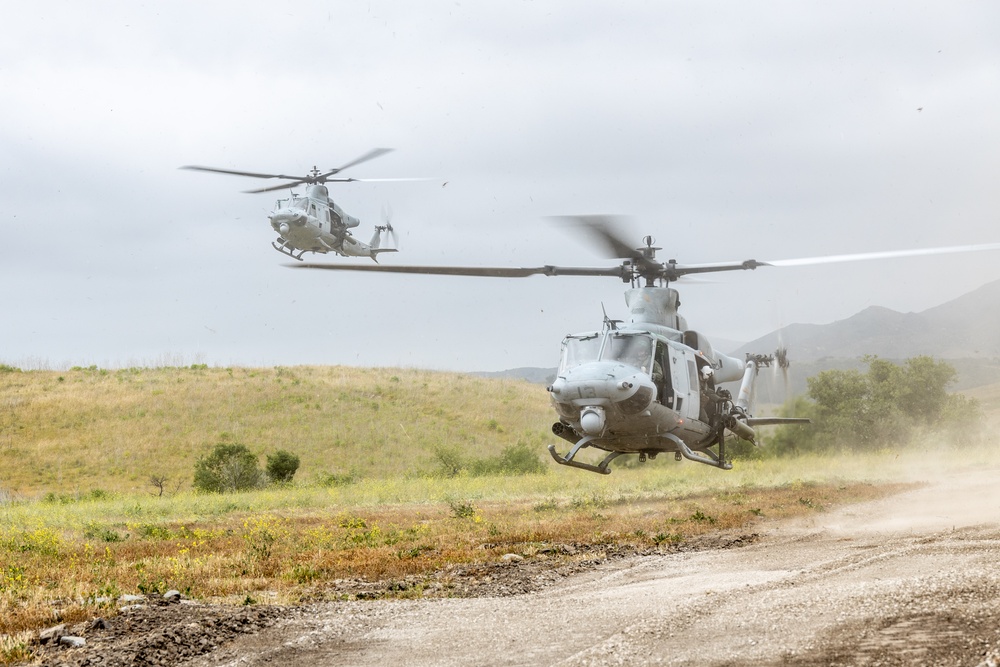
[
  {"left": 0, "top": 365, "right": 555, "bottom": 497},
  {"left": 4, "top": 362, "right": 996, "bottom": 499}
]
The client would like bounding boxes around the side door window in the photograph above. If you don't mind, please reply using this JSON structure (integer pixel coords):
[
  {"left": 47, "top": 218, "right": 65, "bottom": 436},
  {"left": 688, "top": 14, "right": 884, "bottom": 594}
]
[
  {"left": 668, "top": 348, "right": 688, "bottom": 414},
  {"left": 668, "top": 348, "right": 702, "bottom": 420},
  {"left": 654, "top": 342, "right": 672, "bottom": 405},
  {"left": 685, "top": 355, "right": 702, "bottom": 420},
  {"left": 317, "top": 202, "right": 330, "bottom": 230}
]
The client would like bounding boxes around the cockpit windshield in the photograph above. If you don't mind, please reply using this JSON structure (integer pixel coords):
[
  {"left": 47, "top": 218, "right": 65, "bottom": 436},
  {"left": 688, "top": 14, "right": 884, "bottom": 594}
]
[
  {"left": 559, "top": 334, "right": 602, "bottom": 372},
  {"left": 558, "top": 332, "right": 654, "bottom": 374},
  {"left": 274, "top": 197, "right": 310, "bottom": 211},
  {"left": 603, "top": 333, "right": 653, "bottom": 373}
]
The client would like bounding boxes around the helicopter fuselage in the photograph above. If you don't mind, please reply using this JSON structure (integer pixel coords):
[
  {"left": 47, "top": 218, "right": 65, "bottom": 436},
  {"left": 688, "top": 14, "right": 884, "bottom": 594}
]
[
  {"left": 180, "top": 148, "right": 403, "bottom": 263},
  {"left": 269, "top": 184, "right": 396, "bottom": 262},
  {"left": 546, "top": 285, "right": 762, "bottom": 473}
]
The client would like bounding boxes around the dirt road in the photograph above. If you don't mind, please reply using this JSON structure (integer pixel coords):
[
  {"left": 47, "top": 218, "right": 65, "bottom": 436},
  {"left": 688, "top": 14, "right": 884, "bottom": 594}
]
[{"left": 176, "top": 466, "right": 1000, "bottom": 666}]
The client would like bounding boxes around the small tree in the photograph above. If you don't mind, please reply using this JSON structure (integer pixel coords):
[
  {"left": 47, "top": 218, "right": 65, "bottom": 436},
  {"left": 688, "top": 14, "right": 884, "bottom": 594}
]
[
  {"left": 193, "top": 443, "right": 264, "bottom": 493},
  {"left": 149, "top": 475, "right": 168, "bottom": 497},
  {"left": 776, "top": 356, "right": 972, "bottom": 453},
  {"left": 266, "top": 450, "right": 300, "bottom": 484},
  {"left": 432, "top": 446, "right": 467, "bottom": 477}
]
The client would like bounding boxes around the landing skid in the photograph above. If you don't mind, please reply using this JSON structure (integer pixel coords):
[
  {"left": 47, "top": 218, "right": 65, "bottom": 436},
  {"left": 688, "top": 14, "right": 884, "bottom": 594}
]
[
  {"left": 661, "top": 432, "right": 732, "bottom": 470},
  {"left": 547, "top": 442, "right": 622, "bottom": 475},
  {"left": 272, "top": 238, "right": 306, "bottom": 261},
  {"left": 548, "top": 431, "right": 732, "bottom": 474}
]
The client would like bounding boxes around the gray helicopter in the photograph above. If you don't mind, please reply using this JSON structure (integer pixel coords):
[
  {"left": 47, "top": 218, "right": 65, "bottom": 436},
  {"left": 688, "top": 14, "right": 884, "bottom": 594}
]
[
  {"left": 291, "top": 216, "right": 1000, "bottom": 474},
  {"left": 182, "top": 148, "right": 405, "bottom": 261}
]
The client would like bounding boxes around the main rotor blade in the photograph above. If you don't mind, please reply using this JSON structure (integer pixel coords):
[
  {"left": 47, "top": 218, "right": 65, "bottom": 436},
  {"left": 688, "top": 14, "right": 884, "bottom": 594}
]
[
  {"left": 291, "top": 263, "right": 627, "bottom": 278},
  {"left": 244, "top": 180, "right": 309, "bottom": 193},
  {"left": 321, "top": 177, "right": 438, "bottom": 183},
  {"left": 668, "top": 259, "right": 767, "bottom": 277},
  {"left": 552, "top": 215, "right": 663, "bottom": 273},
  {"left": 180, "top": 165, "right": 305, "bottom": 180},
  {"left": 766, "top": 242, "right": 1000, "bottom": 267},
  {"left": 325, "top": 147, "right": 394, "bottom": 176},
  {"left": 242, "top": 176, "right": 433, "bottom": 193},
  {"left": 551, "top": 215, "right": 637, "bottom": 258}
]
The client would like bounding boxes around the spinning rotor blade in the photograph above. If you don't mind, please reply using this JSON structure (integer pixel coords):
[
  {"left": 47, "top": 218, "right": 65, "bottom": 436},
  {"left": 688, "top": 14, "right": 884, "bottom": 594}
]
[
  {"left": 664, "top": 259, "right": 767, "bottom": 278},
  {"left": 244, "top": 180, "right": 311, "bottom": 194},
  {"left": 550, "top": 215, "right": 749, "bottom": 283},
  {"left": 381, "top": 204, "right": 399, "bottom": 247},
  {"left": 291, "top": 263, "right": 627, "bottom": 278},
  {"left": 557, "top": 215, "right": 639, "bottom": 259},
  {"left": 552, "top": 215, "right": 661, "bottom": 273},
  {"left": 181, "top": 147, "right": 398, "bottom": 193},
  {"left": 328, "top": 177, "right": 438, "bottom": 182},
  {"left": 326, "top": 147, "right": 394, "bottom": 175},
  {"left": 649, "top": 240, "right": 1000, "bottom": 280},
  {"left": 241, "top": 176, "right": 433, "bottom": 193},
  {"left": 765, "top": 242, "right": 1000, "bottom": 267},
  {"left": 180, "top": 165, "right": 305, "bottom": 180}
]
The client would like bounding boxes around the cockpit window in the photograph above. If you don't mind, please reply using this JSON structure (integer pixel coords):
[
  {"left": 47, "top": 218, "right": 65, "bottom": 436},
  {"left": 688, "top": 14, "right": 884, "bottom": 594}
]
[
  {"left": 559, "top": 332, "right": 654, "bottom": 373},
  {"left": 603, "top": 334, "right": 653, "bottom": 373},
  {"left": 273, "top": 197, "right": 309, "bottom": 214},
  {"left": 559, "top": 334, "right": 602, "bottom": 371}
]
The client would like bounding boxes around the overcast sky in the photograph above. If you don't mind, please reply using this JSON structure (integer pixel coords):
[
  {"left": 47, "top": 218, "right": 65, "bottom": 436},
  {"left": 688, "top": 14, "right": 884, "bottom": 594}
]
[{"left": 2, "top": 1, "right": 999, "bottom": 372}]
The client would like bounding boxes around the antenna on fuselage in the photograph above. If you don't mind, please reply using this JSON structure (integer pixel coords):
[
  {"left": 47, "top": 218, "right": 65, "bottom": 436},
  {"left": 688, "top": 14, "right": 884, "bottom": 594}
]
[{"left": 601, "top": 303, "right": 622, "bottom": 331}]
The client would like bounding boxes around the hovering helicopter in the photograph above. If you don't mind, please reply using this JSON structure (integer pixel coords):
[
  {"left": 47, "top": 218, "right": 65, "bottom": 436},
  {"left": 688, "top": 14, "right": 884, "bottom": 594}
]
[
  {"left": 181, "top": 148, "right": 407, "bottom": 261},
  {"left": 290, "top": 217, "right": 1000, "bottom": 474}
]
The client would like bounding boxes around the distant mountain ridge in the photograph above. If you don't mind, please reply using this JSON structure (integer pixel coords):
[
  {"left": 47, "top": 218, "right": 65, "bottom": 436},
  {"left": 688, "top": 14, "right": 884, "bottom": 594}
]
[{"left": 734, "top": 278, "right": 1000, "bottom": 362}]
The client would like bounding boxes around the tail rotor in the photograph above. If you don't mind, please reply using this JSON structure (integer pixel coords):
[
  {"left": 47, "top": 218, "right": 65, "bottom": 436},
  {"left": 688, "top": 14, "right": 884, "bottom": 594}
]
[{"left": 380, "top": 204, "right": 399, "bottom": 248}]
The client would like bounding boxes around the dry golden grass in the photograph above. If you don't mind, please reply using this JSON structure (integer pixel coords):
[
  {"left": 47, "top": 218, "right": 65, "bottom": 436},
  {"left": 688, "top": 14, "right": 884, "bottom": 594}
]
[
  {"left": 0, "top": 477, "right": 903, "bottom": 638},
  {"left": 0, "top": 366, "right": 553, "bottom": 496}
]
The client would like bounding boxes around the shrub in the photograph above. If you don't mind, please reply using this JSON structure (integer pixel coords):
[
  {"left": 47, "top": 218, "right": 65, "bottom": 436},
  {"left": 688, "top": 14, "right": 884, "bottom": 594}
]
[
  {"left": 193, "top": 443, "right": 264, "bottom": 493},
  {"left": 470, "top": 442, "right": 547, "bottom": 476},
  {"left": 433, "top": 442, "right": 547, "bottom": 477},
  {"left": 266, "top": 450, "right": 301, "bottom": 484},
  {"left": 431, "top": 446, "right": 467, "bottom": 478},
  {"left": 314, "top": 470, "right": 358, "bottom": 487},
  {"left": 447, "top": 498, "right": 477, "bottom": 519}
]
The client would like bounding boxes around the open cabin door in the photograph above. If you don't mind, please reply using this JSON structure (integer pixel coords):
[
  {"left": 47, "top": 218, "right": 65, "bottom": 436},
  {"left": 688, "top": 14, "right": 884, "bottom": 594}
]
[{"left": 664, "top": 343, "right": 701, "bottom": 421}]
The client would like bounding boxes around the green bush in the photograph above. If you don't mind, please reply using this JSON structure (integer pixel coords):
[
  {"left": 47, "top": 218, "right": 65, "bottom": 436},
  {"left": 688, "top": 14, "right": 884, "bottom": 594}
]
[
  {"left": 769, "top": 356, "right": 980, "bottom": 454},
  {"left": 266, "top": 450, "right": 300, "bottom": 484},
  {"left": 313, "top": 470, "right": 358, "bottom": 487},
  {"left": 470, "top": 442, "right": 547, "bottom": 476},
  {"left": 193, "top": 443, "right": 264, "bottom": 493},
  {"left": 432, "top": 442, "right": 547, "bottom": 477},
  {"left": 432, "top": 446, "right": 467, "bottom": 478}
]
